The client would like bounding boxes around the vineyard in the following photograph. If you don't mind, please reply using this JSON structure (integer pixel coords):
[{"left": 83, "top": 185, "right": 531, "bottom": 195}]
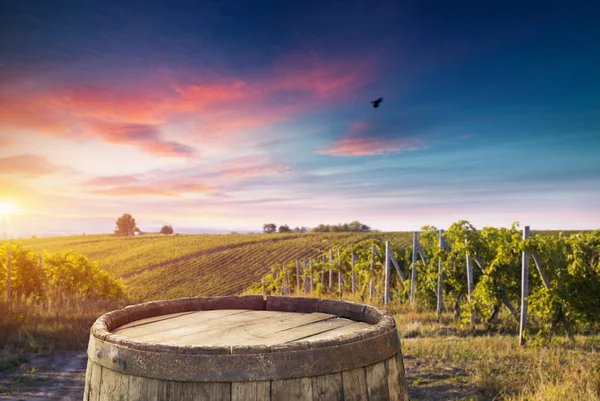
[
  {"left": 2, "top": 226, "right": 600, "bottom": 399},
  {"left": 3, "top": 225, "right": 599, "bottom": 344},
  {"left": 8, "top": 231, "right": 412, "bottom": 301},
  {"left": 248, "top": 221, "right": 600, "bottom": 342}
]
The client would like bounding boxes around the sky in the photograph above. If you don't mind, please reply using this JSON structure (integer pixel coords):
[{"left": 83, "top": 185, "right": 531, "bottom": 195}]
[{"left": 1, "top": 0, "right": 599, "bottom": 236}]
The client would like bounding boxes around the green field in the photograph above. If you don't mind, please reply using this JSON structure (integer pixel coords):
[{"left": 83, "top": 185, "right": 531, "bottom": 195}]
[{"left": 15, "top": 232, "right": 412, "bottom": 301}]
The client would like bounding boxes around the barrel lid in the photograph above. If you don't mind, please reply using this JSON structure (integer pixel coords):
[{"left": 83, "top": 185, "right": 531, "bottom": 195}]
[{"left": 88, "top": 296, "right": 400, "bottom": 382}]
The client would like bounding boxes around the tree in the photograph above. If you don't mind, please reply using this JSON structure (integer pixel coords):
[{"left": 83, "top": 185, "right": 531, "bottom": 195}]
[
  {"left": 114, "top": 213, "right": 138, "bottom": 236},
  {"left": 263, "top": 223, "right": 277, "bottom": 234},
  {"left": 278, "top": 225, "right": 292, "bottom": 233},
  {"left": 160, "top": 225, "right": 174, "bottom": 235}
]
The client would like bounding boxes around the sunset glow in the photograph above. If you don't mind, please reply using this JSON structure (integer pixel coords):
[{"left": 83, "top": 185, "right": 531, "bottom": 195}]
[
  {"left": 0, "top": 1, "right": 599, "bottom": 236},
  {"left": 0, "top": 202, "right": 17, "bottom": 216}
]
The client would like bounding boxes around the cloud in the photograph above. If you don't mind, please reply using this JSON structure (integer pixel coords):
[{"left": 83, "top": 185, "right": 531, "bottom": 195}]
[
  {"left": 90, "top": 186, "right": 175, "bottom": 197},
  {"left": 89, "top": 123, "right": 195, "bottom": 157},
  {"left": 0, "top": 54, "right": 373, "bottom": 153},
  {"left": 89, "top": 181, "right": 218, "bottom": 197},
  {"left": 221, "top": 164, "right": 292, "bottom": 179},
  {"left": 318, "top": 122, "right": 425, "bottom": 157},
  {"left": 0, "top": 136, "right": 12, "bottom": 149},
  {"left": 84, "top": 175, "right": 140, "bottom": 186},
  {"left": 0, "top": 154, "right": 63, "bottom": 177}
]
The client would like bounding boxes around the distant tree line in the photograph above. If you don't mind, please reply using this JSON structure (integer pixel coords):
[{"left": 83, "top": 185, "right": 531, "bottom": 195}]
[
  {"left": 263, "top": 221, "right": 371, "bottom": 234},
  {"left": 113, "top": 213, "right": 175, "bottom": 235},
  {"left": 263, "top": 224, "right": 309, "bottom": 234},
  {"left": 311, "top": 221, "right": 371, "bottom": 233}
]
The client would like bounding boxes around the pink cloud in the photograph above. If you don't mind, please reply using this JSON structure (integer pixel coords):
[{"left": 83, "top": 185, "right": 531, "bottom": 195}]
[
  {"left": 90, "top": 186, "right": 175, "bottom": 197},
  {"left": 221, "top": 164, "right": 292, "bottom": 179},
  {"left": 318, "top": 122, "right": 425, "bottom": 157},
  {"left": 0, "top": 136, "right": 11, "bottom": 149},
  {"left": 0, "top": 154, "right": 63, "bottom": 177},
  {"left": 89, "top": 181, "right": 218, "bottom": 197},
  {"left": 84, "top": 175, "right": 140, "bottom": 186},
  {"left": 0, "top": 54, "right": 374, "bottom": 154},
  {"left": 89, "top": 123, "right": 195, "bottom": 157}
]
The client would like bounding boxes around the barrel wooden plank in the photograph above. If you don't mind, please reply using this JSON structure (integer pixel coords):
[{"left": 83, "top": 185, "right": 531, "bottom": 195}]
[
  {"left": 128, "top": 375, "right": 160, "bottom": 401},
  {"left": 170, "top": 381, "right": 186, "bottom": 400},
  {"left": 342, "top": 367, "right": 369, "bottom": 401},
  {"left": 302, "top": 321, "right": 371, "bottom": 342},
  {"left": 385, "top": 353, "right": 410, "bottom": 401},
  {"left": 365, "top": 361, "right": 390, "bottom": 401},
  {"left": 99, "top": 366, "right": 129, "bottom": 401},
  {"left": 231, "top": 381, "right": 270, "bottom": 401},
  {"left": 156, "top": 380, "right": 173, "bottom": 400},
  {"left": 117, "top": 312, "right": 196, "bottom": 330},
  {"left": 83, "top": 360, "right": 93, "bottom": 401},
  {"left": 271, "top": 377, "right": 313, "bottom": 400},
  {"left": 157, "top": 310, "right": 310, "bottom": 345},
  {"left": 88, "top": 361, "right": 102, "bottom": 401},
  {"left": 114, "top": 309, "right": 248, "bottom": 338},
  {"left": 312, "top": 372, "right": 343, "bottom": 401},
  {"left": 245, "top": 317, "right": 354, "bottom": 346},
  {"left": 193, "top": 382, "right": 232, "bottom": 401},
  {"left": 198, "top": 312, "right": 336, "bottom": 346},
  {"left": 130, "top": 310, "right": 273, "bottom": 342}
]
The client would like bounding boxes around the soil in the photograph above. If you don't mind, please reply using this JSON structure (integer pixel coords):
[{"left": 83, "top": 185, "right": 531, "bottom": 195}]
[{"left": 0, "top": 352, "right": 87, "bottom": 401}]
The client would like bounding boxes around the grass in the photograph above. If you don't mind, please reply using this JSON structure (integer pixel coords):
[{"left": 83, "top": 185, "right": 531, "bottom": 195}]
[
  {"left": 0, "top": 298, "right": 126, "bottom": 353},
  {"left": 392, "top": 310, "right": 600, "bottom": 400},
  {"left": 402, "top": 334, "right": 600, "bottom": 400}
]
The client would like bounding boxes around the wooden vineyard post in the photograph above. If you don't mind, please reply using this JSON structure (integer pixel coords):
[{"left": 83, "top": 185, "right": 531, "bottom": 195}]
[
  {"left": 437, "top": 229, "right": 445, "bottom": 316},
  {"left": 310, "top": 258, "right": 314, "bottom": 293},
  {"left": 302, "top": 259, "right": 308, "bottom": 294},
  {"left": 296, "top": 260, "right": 300, "bottom": 293},
  {"left": 261, "top": 279, "right": 266, "bottom": 296},
  {"left": 285, "top": 265, "right": 290, "bottom": 295},
  {"left": 519, "top": 226, "right": 530, "bottom": 346},
  {"left": 351, "top": 253, "right": 357, "bottom": 295},
  {"left": 329, "top": 250, "right": 333, "bottom": 291},
  {"left": 384, "top": 241, "right": 390, "bottom": 305},
  {"left": 6, "top": 249, "right": 11, "bottom": 310},
  {"left": 337, "top": 250, "right": 342, "bottom": 297},
  {"left": 303, "top": 259, "right": 307, "bottom": 294},
  {"left": 410, "top": 232, "right": 417, "bottom": 307},
  {"left": 321, "top": 255, "right": 326, "bottom": 291},
  {"left": 370, "top": 245, "right": 379, "bottom": 301},
  {"left": 465, "top": 244, "right": 475, "bottom": 328}
]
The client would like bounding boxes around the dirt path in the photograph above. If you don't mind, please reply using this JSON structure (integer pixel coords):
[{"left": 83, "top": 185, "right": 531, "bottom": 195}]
[{"left": 0, "top": 352, "right": 87, "bottom": 401}]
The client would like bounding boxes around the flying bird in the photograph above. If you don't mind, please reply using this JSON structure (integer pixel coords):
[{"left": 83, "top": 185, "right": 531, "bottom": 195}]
[{"left": 371, "top": 97, "right": 383, "bottom": 108}]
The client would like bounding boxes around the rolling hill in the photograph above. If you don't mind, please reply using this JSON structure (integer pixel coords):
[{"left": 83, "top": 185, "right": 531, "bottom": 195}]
[{"left": 16, "top": 232, "right": 412, "bottom": 301}]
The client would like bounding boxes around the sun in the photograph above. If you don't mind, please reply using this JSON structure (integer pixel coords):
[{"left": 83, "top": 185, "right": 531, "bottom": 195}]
[{"left": 0, "top": 201, "right": 17, "bottom": 216}]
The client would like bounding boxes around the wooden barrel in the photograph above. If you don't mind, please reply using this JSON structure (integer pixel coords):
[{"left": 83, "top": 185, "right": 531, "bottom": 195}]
[{"left": 84, "top": 296, "right": 409, "bottom": 400}]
